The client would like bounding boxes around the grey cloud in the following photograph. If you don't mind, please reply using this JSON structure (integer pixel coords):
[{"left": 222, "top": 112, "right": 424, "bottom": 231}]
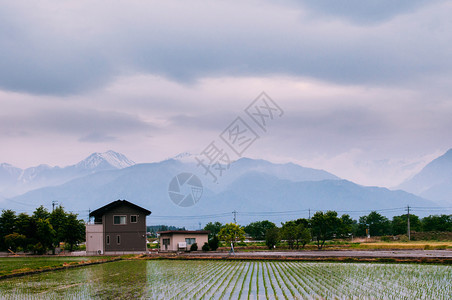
[
  {"left": 0, "top": 108, "right": 156, "bottom": 138},
  {"left": 0, "top": 1, "right": 451, "bottom": 95},
  {"left": 79, "top": 132, "right": 117, "bottom": 143},
  {"left": 272, "top": 107, "right": 390, "bottom": 153},
  {"left": 291, "top": 0, "right": 442, "bottom": 24},
  {"left": 168, "top": 112, "right": 238, "bottom": 132}
]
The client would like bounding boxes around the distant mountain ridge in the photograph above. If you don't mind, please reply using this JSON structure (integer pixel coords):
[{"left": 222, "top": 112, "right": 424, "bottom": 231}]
[
  {"left": 2, "top": 153, "right": 435, "bottom": 226},
  {"left": 0, "top": 151, "right": 135, "bottom": 198},
  {"left": 398, "top": 148, "right": 452, "bottom": 205}
]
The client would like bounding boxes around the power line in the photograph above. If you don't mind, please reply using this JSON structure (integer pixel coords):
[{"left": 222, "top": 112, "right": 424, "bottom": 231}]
[{"left": 147, "top": 205, "right": 452, "bottom": 221}]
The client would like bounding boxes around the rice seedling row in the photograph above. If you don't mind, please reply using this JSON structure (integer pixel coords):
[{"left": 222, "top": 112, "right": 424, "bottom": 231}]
[
  {"left": 263, "top": 259, "right": 279, "bottom": 300},
  {"left": 228, "top": 261, "right": 247, "bottom": 300},
  {"left": 188, "top": 261, "right": 231, "bottom": 299},
  {"left": 237, "top": 261, "right": 252, "bottom": 299},
  {"left": 197, "top": 261, "right": 236, "bottom": 299},
  {"left": 218, "top": 261, "right": 243, "bottom": 299},
  {"left": 260, "top": 262, "right": 268, "bottom": 299},
  {"left": 267, "top": 261, "right": 290, "bottom": 299},
  {"left": 0, "top": 260, "right": 450, "bottom": 299}
]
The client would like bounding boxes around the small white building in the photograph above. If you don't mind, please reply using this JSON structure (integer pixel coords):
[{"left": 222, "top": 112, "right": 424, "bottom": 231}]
[{"left": 158, "top": 230, "right": 209, "bottom": 251}]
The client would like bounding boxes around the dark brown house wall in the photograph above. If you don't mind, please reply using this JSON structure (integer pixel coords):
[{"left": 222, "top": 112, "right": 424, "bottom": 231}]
[{"left": 103, "top": 205, "right": 147, "bottom": 251}]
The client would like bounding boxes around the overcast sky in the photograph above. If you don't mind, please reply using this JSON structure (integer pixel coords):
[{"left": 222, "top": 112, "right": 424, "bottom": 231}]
[{"left": 1, "top": 0, "right": 452, "bottom": 187}]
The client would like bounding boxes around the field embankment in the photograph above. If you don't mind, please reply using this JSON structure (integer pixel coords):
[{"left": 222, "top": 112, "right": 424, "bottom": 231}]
[{"left": 0, "top": 256, "right": 122, "bottom": 279}]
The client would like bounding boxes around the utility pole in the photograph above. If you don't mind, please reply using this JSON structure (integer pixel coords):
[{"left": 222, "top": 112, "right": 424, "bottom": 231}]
[
  {"left": 406, "top": 205, "right": 411, "bottom": 241},
  {"left": 88, "top": 209, "right": 91, "bottom": 223},
  {"left": 52, "top": 200, "right": 58, "bottom": 212},
  {"left": 232, "top": 210, "right": 237, "bottom": 224},
  {"left": 308, "top": 208, "right": 311, "bottom": 219}
]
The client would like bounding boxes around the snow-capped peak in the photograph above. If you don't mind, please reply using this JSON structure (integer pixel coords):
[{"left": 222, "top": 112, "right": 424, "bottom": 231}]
[
  {"left": 170, "top": 152, "right": 195, "bottom": 163},
  {"left": 76, "top": 151, "right": 135, "bottom": 170},
  {"left": 18, "top": 164, "right": 52, "bottom": 182}
]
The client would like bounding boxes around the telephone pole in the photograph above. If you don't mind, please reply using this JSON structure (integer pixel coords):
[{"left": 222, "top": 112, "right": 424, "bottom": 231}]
[
  {"left": 406, "top": 205, "right": 411, "bottom": 241},
  {"left": 308, "top": 208, "right": 311, "bottom": 219},
  {"left": 232, "top": 210, "right": 237, "bottom": 224},
  {"left": 52, "top": 200, "right": 58, "bottom": 212}
]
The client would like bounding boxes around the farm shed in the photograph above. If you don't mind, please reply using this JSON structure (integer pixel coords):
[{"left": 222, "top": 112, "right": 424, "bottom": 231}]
[
  {"left": 158, "top": 230, "right": 209, "bottom": 251},
  {"left": 86, "top": 200, "right": 151, "bottom": 255}
]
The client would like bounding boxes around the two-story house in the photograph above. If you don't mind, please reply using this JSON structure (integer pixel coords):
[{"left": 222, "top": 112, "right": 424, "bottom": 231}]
[{"left": 86, "top": 200, "right": 151, "bottom": 255}]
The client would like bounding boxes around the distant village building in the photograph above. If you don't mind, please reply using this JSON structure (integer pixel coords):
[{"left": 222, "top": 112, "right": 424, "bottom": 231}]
[
  {"left": 158, "top": 230, "right": 209, "bottom": 251},
  {"left": 86, "top": 200, "right": 151, "bottom": 255}
]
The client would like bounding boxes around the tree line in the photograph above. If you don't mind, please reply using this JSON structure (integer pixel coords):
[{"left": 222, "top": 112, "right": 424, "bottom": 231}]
[
  {"left": 203, "top": 211, "right": 451, "bottom": 250},
  {"left": 0, "top": 206, "right": 85, "bottom": 254}
]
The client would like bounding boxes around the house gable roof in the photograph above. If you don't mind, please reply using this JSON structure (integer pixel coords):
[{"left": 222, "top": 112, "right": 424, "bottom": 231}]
[{"left": 89, "top": 200, "right": 151, "bottom": 217}]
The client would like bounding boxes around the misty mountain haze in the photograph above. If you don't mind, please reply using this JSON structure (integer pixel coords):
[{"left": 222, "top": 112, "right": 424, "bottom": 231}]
[
  {"left": 398, "top": 148, "right": 452, "bottom": 205},
  {"left": 0, "top": 150, "right": 445, "bottom": 226}
]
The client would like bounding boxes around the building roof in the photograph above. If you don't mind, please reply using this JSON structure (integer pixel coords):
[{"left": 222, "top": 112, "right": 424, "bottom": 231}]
[
  {"left": 89, "top": 200, "right": 151, "bottom": 217},
  {"left": 157, "top": 230, "right": 210, "bottom": 235}
]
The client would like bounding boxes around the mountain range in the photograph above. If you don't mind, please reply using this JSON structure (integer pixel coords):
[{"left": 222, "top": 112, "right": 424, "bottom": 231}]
[
  {"left": 0, "top": 151, "right": 134, "bottom": 198},
  {"left": 2, "top": 149, "right": 449, "bottom": 226},
  {"left": 398, "top": 149, "right": 452, "bottom": 206}
]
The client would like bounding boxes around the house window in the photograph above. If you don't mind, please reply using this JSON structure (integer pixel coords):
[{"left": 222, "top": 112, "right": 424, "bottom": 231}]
[
  {"left": 106, "top": 235, "right": 110, "bottom": 245},
  {"left": 113, "top": 215, "right": 126, "bottom": 225},
  {"left": 185, "top": 238, "right": 196, "bottom": 245},
  {"left": 117, "top": 235, "right": 121, "bottom": 245},
  {"left": 162, "top": 238, "right": 170, "bottom": 246},
  {"left": 130, "top": 215, "right": 137, "bottom": 223}
]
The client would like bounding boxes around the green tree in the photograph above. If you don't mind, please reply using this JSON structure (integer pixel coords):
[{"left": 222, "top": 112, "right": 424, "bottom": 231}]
[
  {"left": 33, "top": 206, "right": 50, "bottom": 220},
  {"left": 265, "top": 227, "right": 280, "bottom": 249},
  {"left": 338, "top": 214, "right": 356, "bottom": 238},
  {"left": 281, "top": 221, "right": 297, "bottom": 249},
  {"left": 421, "top": 215, "right": 452, "bottom": 232},
  {"left": 296, "top": 225, "right": 311, "bottom": 248},
  {"left": 293, "top": 218, "right": 310, "bottom": 228},
  {"left": 63, "top": 213, "right": 85, "bottom": 251},
  {"left": 204, "top": 222, "right": 223, "bottom": 239},
  {"left": 310, "top": 211, "right": 341, "bottom": 249},
  {"left": 4, "top": 233, "right": 26, "bottom": 252},
  {"left": 245, "top": 220, "right": 276, "bottom": 240},
  {"left": 15, "top": 213, "right": 32, "bottom": 236},
  {"left": 50, "top": 206, "right": 67, "bottom": 248},
  {"left": 358, "top": 211, "right": 391, "bottom": 237},
  {"left": 392, "top": 214, "right": 421, "bottom": 235},
  {"left": 0, "top": 209, "right": 16, "bottom": 250},
  {"left": 35, "top": 218, "right": 55, "bottom": 254},
  {"left": 218, "top": 223, "right": 245, "bottom": 246}
]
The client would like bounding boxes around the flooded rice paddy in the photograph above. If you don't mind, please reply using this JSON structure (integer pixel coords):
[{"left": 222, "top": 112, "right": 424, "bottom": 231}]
[{"left": 0, "top": 260, "right": 450, "bottom": 299}]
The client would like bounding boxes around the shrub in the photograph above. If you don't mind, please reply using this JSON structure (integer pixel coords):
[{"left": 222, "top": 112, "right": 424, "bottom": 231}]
[
  {"left": 208, "top": 235, "right": 220, "bottom": 251},
  {"left": 190, "top": 243, "right": 198, "bottom": 251},
  {"left": 380, "top": 236, "right": 392, "bottom": 242},
  {"left": 202, "top": 242, "right": 210, "bottom": 251},
  {"left": 399, "top": 235, "right": 409, "bottom": 242}
]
